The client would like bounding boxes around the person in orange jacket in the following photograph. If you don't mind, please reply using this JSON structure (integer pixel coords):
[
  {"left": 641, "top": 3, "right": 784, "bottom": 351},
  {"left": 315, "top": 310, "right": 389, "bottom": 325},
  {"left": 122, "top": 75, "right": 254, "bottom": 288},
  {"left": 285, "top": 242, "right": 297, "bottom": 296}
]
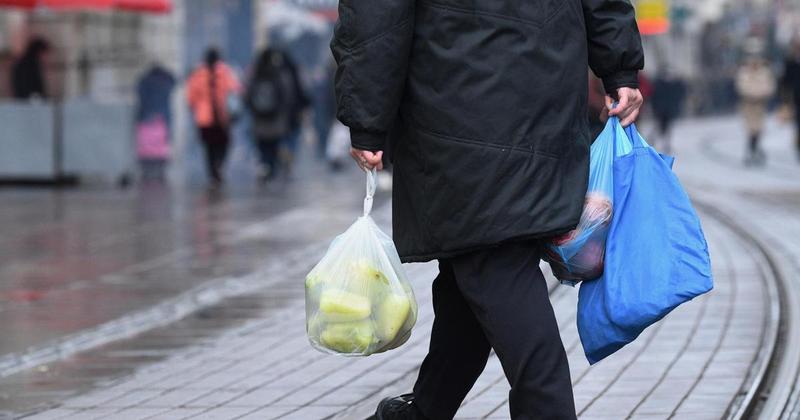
[{"left": 187, "top": 48, "right": 241, "bottom": 185}]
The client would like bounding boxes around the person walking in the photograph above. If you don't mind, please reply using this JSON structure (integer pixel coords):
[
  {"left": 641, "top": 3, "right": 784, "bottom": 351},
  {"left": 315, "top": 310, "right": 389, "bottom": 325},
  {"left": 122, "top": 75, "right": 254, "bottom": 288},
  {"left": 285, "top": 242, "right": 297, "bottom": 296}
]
[
  {"left": 136, "top": 64, "right": 176, "bottom": 181},
  {"left": 11, "top": 37, "right": 50, "bottom": 100},
  {"left": 245, "top": 47, "right": 308, "bottom": 182},
  {"left": 187, "top": 48, "right": 241, "bottom": 186},
  {"left": 331, "top": 0, "right": 644, "bottom": 418},
  {"left": 736, "top": 41, "right": 776, "bottom": 167},
  {"left": 781, "top": 36, "right": 800, "bottom": 162},
  {"left": 313, "top": 59, "right": 338, "bottom": 160},
  {"left": 651, "top": 68, "right": 687, "bottom": 155}
]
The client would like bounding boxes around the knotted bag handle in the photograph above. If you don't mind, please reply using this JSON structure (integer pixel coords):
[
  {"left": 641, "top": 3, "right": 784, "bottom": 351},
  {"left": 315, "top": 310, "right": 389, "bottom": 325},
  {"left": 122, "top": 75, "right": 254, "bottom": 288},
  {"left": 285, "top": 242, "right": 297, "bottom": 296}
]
[{"left": 363, "top": 168, "right": 377, "bottom": 216}]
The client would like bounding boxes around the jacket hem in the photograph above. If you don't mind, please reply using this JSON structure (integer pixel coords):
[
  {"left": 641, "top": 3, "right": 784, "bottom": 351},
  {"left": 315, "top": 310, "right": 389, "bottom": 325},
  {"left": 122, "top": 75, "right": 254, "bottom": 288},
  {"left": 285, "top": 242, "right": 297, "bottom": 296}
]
[{"left": 398, "top": 226, "right": 576, "bottom": 263}]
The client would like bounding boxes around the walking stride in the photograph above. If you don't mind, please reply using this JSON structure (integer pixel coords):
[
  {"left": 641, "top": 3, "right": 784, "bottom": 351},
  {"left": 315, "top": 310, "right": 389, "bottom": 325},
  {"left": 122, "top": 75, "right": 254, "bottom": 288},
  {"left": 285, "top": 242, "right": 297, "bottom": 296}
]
[
  {"left": 736, "top": 39, "right": 775, "bottom": 167},
  {"left": 331, "top": 0, "right": 644, "bottom": 418},
  {"left": 187, "top": 48, "right": 241, "bottom": 186}
]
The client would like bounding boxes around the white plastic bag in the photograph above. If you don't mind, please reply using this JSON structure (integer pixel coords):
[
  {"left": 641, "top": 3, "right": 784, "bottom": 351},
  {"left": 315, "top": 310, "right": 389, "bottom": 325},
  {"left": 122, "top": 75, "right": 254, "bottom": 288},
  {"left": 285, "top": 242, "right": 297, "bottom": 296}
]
[
  {"left": 326, "top": 121, "right": 351, "bottom": 162},
  {"left": 305, "top": 169, "right": 418, "bottom": 356}
]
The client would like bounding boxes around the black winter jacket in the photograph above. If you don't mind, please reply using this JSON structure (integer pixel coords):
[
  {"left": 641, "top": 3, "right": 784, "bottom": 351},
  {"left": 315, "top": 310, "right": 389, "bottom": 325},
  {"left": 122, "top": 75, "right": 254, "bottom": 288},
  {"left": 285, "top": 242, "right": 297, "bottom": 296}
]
[{"left": 332, "top": 0, "right": 644, "bottom": 263}]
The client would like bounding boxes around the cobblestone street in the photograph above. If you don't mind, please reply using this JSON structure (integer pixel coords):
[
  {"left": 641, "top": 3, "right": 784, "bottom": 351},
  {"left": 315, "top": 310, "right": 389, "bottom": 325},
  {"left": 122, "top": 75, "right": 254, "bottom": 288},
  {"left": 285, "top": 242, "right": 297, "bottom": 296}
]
[{"left": 3, "top": 116, "right": 800, "bottom": 420}]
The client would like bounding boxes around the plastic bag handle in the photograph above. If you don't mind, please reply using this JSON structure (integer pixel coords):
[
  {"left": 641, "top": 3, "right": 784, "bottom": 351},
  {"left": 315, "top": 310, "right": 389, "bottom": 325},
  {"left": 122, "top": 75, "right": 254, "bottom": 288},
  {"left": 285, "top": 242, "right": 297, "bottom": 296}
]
[
  {"left": 624, "top": 123, "right": 647, "bottom": 148},
  {"left": 610, "top": 103, "right": 621, "bottom": 156},
  {"left": 364, "top": 168, "right": 377, "bottom": 216}
]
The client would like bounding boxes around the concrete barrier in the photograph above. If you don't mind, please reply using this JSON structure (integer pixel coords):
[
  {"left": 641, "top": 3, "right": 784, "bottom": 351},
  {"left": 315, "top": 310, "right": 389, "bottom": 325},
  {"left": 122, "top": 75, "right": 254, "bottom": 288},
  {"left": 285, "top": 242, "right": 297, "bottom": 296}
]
[{"left": 0, "top": 101, "right": 56, "bottom": 179}]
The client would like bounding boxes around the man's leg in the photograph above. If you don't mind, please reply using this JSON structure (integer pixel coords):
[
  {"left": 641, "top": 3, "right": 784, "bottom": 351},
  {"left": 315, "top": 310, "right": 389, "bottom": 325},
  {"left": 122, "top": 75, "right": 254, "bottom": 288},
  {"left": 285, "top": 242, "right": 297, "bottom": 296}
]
[
  {"left": 413, "top": 261, "right": 492, "bottom": 420},
  {"left": 795, "top": 111, "right": 800, "bottom": 161},
  {"left": 208, "top": 127, "right": 230, "bottom": 183},
  {"left": 450, "top": 242, "right": 576, "bottom": 420},
  {"left": 198, "top": 128, "right": 218, "bottom": 183}
]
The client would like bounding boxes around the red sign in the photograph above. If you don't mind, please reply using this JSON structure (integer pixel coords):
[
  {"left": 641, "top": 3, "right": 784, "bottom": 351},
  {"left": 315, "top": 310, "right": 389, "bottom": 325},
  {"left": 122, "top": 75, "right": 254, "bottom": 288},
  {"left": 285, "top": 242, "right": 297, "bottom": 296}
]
[{"left": 0, "top": 0, "right": 171, "bottom": 13}]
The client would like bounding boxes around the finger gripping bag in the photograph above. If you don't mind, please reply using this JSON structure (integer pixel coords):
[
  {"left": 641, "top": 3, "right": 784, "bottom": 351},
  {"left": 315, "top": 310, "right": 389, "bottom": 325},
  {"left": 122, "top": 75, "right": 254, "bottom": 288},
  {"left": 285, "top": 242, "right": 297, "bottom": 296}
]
[
  {"left": 544, "top": 118, "right": 632, "bottom": 283},
  {"left": 305, "top": 169, "right": 418, "bottom": 356}
]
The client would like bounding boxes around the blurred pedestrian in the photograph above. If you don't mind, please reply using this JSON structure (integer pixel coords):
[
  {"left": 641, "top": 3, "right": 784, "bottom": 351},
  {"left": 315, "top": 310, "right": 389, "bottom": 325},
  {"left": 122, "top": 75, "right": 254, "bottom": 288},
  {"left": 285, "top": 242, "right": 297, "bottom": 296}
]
[
  {"left": 651, "top": 68, "right": 687, "bottom": 155},
  {"left": 781, "top": 36, "right": 800, "bottom": 162},
  {"left": 736, "top": 41, "right": 776, "bottom": 166},
  {"left": 11, "top": 37, "right": 50, "bottom": 100},
  {"left": 136, "top": 64, "right": 176, "bottom": 182},
  {"left": 245, "top": 47, "right": 309, "bottom": 182},
  {"left": 333, "top": 0, "right": 644, "bottom": 419},
  {"left": 313, "top": 60, "right": 337, "bottom": 160},
  {"left": 187, "top": 48, "right": 241, "bottom": 186}
]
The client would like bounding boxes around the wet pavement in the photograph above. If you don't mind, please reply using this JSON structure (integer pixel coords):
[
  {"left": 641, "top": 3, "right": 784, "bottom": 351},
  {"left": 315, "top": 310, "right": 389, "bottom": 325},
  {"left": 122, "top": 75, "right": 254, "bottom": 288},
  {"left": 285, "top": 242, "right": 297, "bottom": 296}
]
[
  {"left": 0, "top": 151, "right": 380, "bottom": 415},
  {"left": 2, "top": 116, "right": 800, "bottom": 419}
]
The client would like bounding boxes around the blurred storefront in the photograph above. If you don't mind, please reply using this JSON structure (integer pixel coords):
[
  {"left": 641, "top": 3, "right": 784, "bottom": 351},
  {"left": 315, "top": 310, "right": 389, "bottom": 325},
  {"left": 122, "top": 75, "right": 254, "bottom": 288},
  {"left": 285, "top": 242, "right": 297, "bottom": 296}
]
[
  {"left": 0, "top": 2, "right": 182, "bottom": 100},
  {"left": 0, "top": 0, "right": 267, "bottom": 185},
  {"left": 0, "top": 2, "right": 183, "bottom": 184}
]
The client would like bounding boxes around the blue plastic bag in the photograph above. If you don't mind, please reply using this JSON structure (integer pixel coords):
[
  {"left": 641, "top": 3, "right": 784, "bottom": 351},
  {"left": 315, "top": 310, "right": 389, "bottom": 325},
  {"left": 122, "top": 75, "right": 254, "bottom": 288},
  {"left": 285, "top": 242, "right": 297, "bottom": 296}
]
[
  {"left": 544, "top": 118, "right": 631, "bottom": 283},
  {"left": 577, "top": 119, "right": 713, "bottom": 364}
]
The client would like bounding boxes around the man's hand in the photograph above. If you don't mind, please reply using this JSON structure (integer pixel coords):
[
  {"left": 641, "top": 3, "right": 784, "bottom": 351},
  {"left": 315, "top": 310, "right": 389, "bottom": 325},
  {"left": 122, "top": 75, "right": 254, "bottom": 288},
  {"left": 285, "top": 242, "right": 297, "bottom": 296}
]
[
  {"left": 351, "top": 148, "right": 384, "bottom": 171},
  {"left": 604, "top": 87, "right": 643, "bottom": 127}
]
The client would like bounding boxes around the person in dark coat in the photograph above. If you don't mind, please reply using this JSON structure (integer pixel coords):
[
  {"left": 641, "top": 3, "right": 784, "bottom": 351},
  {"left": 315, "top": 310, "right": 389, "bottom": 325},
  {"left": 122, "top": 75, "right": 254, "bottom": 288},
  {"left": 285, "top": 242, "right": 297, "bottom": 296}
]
[
  {"left": 11, "top": 37, "right": 50, "bottom": 100},
  {"left": 245, "top": 47, "right": 309, "bottom": 181},
  {"left": 136, "top": 64, "right": 177, "bottom": 181},
  {"left": 782, "top": 37, "right": 800, "bottom": 162},
  {"left": 651, "top": 68, "right": 687, "bottom": 155},
  {"left": 332, "top": 0, "right": 644, "bottom": 418}
]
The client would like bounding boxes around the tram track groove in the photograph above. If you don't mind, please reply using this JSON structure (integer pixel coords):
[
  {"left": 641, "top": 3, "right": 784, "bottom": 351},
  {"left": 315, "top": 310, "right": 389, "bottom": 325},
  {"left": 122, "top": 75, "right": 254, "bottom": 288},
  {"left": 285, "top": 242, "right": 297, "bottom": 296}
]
[{"left": 692, "top": 200, "right": 792, "bottom": 419}]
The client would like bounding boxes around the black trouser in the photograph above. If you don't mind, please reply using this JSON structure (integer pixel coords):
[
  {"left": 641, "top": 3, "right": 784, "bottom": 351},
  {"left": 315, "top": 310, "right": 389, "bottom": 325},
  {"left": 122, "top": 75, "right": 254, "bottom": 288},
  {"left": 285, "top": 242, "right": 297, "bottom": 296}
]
[
  {"left": 256, "top": 139, "right": 281, "bottom": 176},
  {"left": 795, "top": 105, "right": 800, "bottom": 153},
  {"left": 199, "top": 126, "right": 230, "bottom": 183},
  {"left": 413, "top": 242, "right": 576, "bottom": 420}
]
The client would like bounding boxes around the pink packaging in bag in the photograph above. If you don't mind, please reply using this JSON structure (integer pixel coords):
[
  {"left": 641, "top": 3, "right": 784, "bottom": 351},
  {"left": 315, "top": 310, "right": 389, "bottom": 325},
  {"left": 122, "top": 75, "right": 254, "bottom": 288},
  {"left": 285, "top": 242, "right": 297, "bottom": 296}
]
[{"left": 136, "top": 116, "right": 170, "bottom": 160}]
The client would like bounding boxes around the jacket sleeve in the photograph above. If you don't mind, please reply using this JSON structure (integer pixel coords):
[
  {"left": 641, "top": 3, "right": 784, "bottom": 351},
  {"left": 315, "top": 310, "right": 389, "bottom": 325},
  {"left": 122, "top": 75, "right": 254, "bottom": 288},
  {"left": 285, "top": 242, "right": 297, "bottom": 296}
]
[
  {"left": 330, "top": 0, "right": 415, "bottom": 151},
  {"left": 582, "top": 0, "right": 645, "bottom": 93}
]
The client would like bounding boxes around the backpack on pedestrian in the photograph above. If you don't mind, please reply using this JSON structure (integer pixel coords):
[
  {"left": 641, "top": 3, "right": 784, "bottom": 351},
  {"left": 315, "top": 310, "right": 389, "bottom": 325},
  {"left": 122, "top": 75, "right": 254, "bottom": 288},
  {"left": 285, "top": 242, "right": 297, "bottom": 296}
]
[
  {"left": 248, "top": 77, "right": 283, "bottom": 118},
  {"left": 246, "top": 50, "right": 302, "bottom": 141}
]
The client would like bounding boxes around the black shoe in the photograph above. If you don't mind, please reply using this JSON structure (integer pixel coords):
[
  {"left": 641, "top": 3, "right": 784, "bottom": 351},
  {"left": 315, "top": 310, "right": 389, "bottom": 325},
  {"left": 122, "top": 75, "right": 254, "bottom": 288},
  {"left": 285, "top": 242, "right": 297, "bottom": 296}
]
[{"left": 367, "top": 394, "right": 428, "bottom": 420}]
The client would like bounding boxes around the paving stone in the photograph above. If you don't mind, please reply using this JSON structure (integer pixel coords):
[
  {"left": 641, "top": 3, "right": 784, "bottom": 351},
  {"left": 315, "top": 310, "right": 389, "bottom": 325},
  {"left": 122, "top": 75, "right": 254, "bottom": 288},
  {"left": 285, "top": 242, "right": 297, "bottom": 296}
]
[
  {"left": 102, "top": 390, "right": 163, "bottom": 408},
  {"left": 457, "top": 400, "right": 504, "bottom": 418},
  {"left": 145, "top": 408, "right": 207, "bottom": 420},
  {"left": 581, "top": 395, "right": 642, "bottom": 417},
  {"left": 628, "top": 415, "right": 670, "bottom": 420},
  {"left": 138, "top": 389, "right": 210, "bottom": 408},
  {"left": 674, "top": 393, "right": 736, "bottom": 414},
  {"left": 184, "top": 407, "right": 255, "bottom": 419},
  {"left": 183, "top": 390, "right": 245, "bottom": 408},
  {"left": 106, "top": 408, "right": 170, "bottom": 419},
  {"left": 235, "top": 406, "right": 296, "bottom": 420},
  {"left": 23, "top": 409, "right": 81, "bottom": 420},
  {"left": 312, "top": 387, "right": 374, "bottom": 406},
  {"left": 276, "top": 405, "right": 342, "bottom": 420},
  {"left": 60, "top": 389, "right": 130, "bottom": 408},
  {"left": 51, "top": 409, "right": 119, "bottom": 420},
  {"left": 227, "top": 387, "right": 296, "bottom": 407}
]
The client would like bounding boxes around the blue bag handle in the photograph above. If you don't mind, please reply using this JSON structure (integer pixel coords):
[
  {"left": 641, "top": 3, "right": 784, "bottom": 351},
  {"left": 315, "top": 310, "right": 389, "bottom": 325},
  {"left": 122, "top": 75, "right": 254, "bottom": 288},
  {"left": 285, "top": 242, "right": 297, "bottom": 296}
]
[
  {"left": 609, "top": 102, "right": 645, "bottom": 154},
  {"left": 624, "top": 123, "right": 647, "bottom": 149}
]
